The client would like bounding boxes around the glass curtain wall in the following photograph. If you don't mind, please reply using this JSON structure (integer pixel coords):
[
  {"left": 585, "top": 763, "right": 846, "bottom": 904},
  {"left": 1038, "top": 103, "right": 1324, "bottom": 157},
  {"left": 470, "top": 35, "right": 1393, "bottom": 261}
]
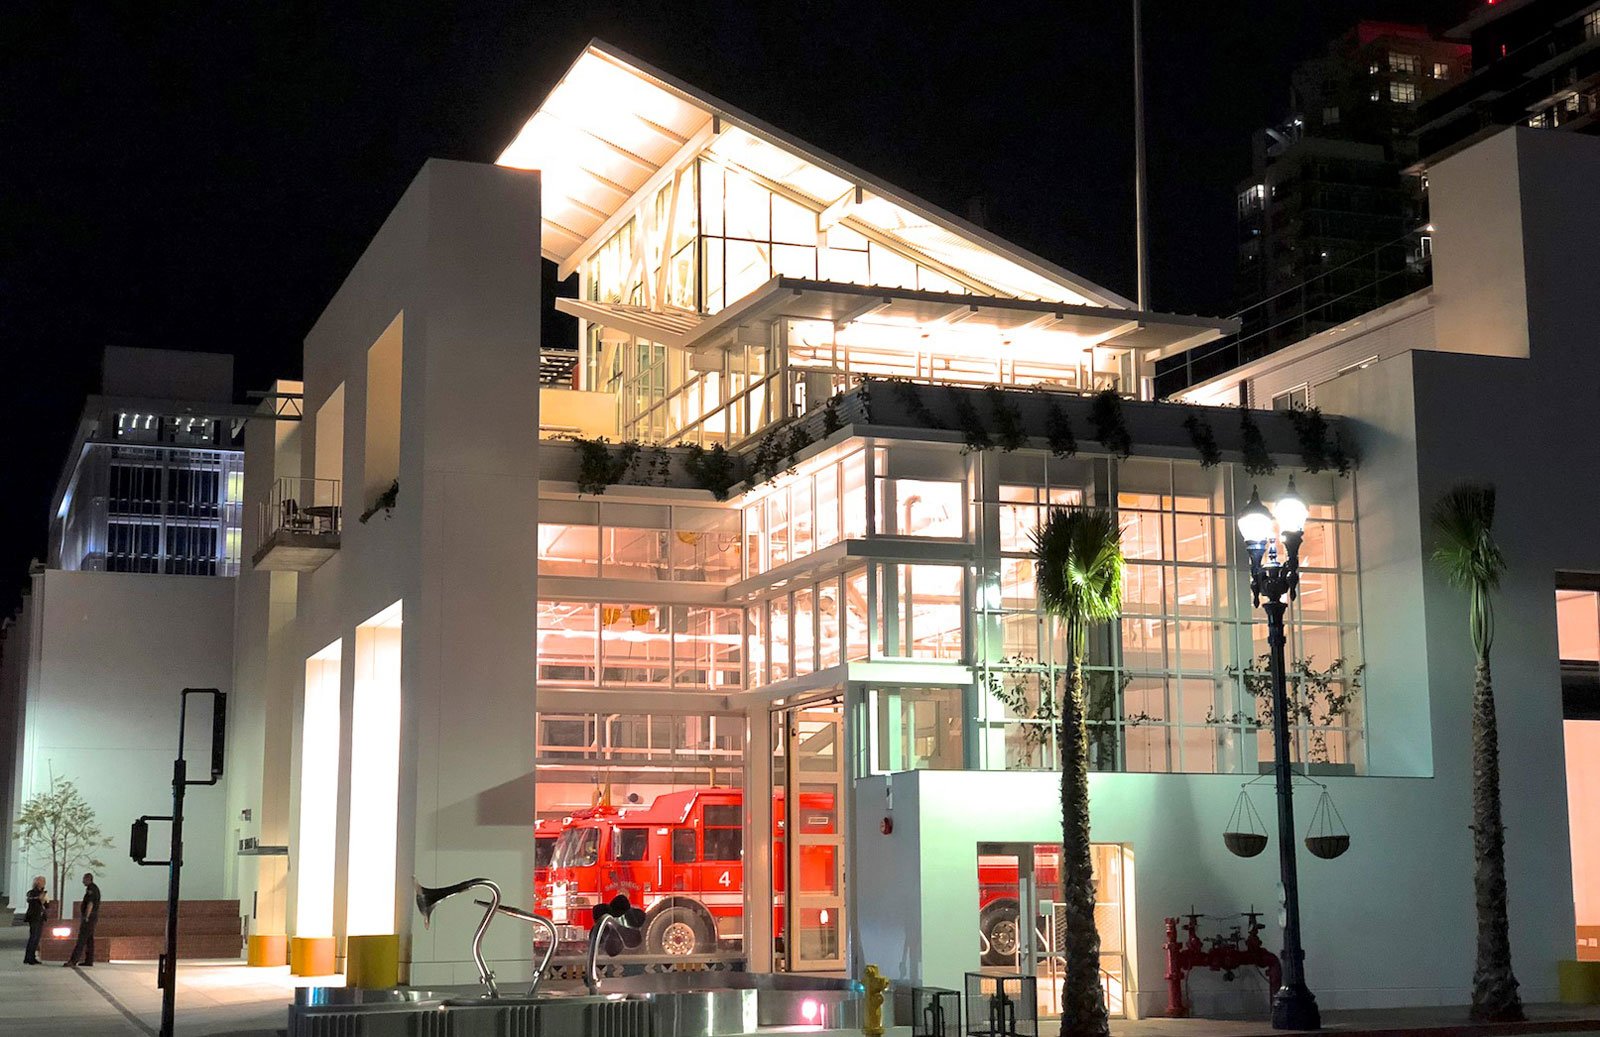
[{"left": 964, "top": 452, "right": 1365, "bottom": 776}]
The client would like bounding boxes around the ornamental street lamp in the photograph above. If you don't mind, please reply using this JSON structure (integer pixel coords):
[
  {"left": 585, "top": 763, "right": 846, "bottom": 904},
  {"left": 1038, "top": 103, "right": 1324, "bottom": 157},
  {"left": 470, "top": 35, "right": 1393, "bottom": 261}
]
[{"left": 1237, "top": 478, "right": 1321, "bottom": 1031}]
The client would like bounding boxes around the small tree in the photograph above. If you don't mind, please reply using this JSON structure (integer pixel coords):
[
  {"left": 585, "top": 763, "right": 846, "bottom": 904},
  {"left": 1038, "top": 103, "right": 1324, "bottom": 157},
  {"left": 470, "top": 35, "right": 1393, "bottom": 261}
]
[{"left": 13, "top": 774, "right": 112, "bottom": 918}]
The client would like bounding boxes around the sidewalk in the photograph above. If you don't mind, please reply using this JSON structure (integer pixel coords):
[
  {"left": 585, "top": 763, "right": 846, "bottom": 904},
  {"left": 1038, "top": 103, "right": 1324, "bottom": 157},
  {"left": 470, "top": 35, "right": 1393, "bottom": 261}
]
[
  {"left": 1113, "top": 1003, "right": 1600, "bottom": 1037},
  {"left": 3, "top": 921, "right": 1599, "bottom": 1037},
  {"left": 0, "top": 924, "right": 324, "bottom": 1036}
]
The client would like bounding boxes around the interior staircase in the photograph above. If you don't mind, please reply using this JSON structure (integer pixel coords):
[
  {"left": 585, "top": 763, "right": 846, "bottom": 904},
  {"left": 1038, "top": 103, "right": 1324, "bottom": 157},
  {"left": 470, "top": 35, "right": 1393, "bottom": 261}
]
[{"left": 35, "top": 900, "right": 244, "bottom": 962}]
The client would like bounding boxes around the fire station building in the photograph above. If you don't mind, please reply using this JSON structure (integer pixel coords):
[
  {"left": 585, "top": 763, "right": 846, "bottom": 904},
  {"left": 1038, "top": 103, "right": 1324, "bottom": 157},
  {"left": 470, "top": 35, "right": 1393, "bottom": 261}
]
[{"left": 220, "top": 40, "right": 1595, "bottom": 1021}]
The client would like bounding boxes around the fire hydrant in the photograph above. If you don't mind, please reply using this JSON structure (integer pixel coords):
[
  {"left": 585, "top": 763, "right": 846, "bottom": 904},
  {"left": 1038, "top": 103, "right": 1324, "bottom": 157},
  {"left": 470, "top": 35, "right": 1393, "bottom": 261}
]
[{"left": 863, "top": 964, "right": 890, "bottom": 1036}]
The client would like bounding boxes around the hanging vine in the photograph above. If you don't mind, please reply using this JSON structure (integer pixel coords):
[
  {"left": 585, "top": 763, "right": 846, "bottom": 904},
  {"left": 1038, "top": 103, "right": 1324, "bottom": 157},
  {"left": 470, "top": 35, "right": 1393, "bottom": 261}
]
[
  {"left": 857, "top": 376, "right": 876, "bottom": 423},
  {"left": 571, "top": 436, "right": 642, "bottom": 496},
  {"left": 647, "top": 446, "right": 672, "bottom": 485},
  {"left": 822, "top": 393, "right": 845, "bottom": 437},
  {"left": 359, "top": 479, "right": 399, "bottom": 524},
  {"left": 1283, "top": 406, "right": 1357, "bottom": 476},
  {"left": 747, "top": 428, "right": 789, "bottom": 485},
  {"left": 985, "top": 386, "right": 1027, "bottom": 452},
  {"left": 1183, "top": 411, "right": 1223, "bottom": 468},
  {"left": 948, "top": 388, "right": 993, "bottom": 454},
  {"left": 1238, "top": 410, "right": 1277, "bottom": 476},
  {"left": 882, "top": 377, "right": 946, "bottom": 429},
  {"left": 1089, "top": 388, "right": 1132, "bottom": 459},
  {"left": 685, "top": 443, "right": 742, "bottom": 501},
  {"left": 1043, "top": 396, "right": 1077, "bottom": 458}
]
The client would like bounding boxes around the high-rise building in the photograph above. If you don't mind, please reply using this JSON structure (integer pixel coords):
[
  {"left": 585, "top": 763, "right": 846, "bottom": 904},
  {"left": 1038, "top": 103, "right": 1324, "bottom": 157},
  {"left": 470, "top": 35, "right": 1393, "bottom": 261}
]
[
  {"left": 1230, "top": 23, "right": 1469, "bottom": 370},
  {"left": 50, "top": 346, "right": 248, "bottom": 576},
  {"left": 1414, "top": 0, "right": 1600, "bottom": 164}
]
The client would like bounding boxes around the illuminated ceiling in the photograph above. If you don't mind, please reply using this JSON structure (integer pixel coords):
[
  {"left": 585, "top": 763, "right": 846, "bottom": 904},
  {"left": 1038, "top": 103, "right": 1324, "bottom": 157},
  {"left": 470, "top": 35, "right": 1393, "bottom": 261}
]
[
  {"left": 498, "top": 40, "right": 1133, "bottom": 309},
  {"left": 557, "top": 277, "right": 1235, "bottom": 360}
]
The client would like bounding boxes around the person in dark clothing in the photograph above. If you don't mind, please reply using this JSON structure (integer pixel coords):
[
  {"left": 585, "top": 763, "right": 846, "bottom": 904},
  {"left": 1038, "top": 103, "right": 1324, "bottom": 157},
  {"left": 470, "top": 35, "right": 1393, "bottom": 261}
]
[
  {"left": 64, "top": 873, "right": 100, "bottom": 967},
  {"left": 23, "top": 875, "right": 49, "bottom": 964}
]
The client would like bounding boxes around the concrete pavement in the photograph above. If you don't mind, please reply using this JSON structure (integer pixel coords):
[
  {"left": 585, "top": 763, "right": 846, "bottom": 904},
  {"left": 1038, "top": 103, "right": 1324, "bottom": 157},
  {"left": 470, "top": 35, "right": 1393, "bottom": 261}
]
[{"left": 0, "top": 924, "right": 332, "bottom": 1036}]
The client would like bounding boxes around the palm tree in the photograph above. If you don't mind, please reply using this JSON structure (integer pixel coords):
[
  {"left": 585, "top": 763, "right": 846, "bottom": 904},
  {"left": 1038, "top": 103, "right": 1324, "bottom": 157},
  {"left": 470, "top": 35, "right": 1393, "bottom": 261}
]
[
  {"left": 1032, "top": 507, "right": 1124, "bottom": 1037},
  {"left": 1432, "top": 484, "right": 1523, "bottom": 1022}
]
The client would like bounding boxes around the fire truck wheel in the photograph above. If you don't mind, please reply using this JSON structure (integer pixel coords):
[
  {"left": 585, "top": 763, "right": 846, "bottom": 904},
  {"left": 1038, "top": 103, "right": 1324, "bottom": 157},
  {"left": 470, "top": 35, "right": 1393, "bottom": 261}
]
[
  {"left": 980, "top": 903, "right": 1021, "bottom": 966},
  {"left": 646, "top": 906, "right": 711, "bottom": 956}
]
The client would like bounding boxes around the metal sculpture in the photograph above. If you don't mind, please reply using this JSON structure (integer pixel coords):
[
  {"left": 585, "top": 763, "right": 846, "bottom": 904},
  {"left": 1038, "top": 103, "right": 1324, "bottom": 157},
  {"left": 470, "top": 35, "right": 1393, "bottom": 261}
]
[
  {"left": 415, "top": 877, "right": 502, "bottom": 997},
  {"left": 472, "top": 898, "right": 559, "bottom": 998},
  {"left": 584, "top": 894, "right": 645, "bottom": 994}
]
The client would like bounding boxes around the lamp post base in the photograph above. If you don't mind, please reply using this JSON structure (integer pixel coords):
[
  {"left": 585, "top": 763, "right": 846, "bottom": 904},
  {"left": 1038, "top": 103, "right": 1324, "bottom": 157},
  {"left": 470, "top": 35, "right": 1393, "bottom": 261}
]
[{"left": 1272, "top": 983, "right": 1321, "bottom": 1031}]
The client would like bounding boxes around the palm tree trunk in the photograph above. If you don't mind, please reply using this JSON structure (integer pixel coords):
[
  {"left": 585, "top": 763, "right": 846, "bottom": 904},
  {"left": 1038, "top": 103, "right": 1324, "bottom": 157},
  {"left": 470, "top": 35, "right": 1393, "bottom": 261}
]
[
  {"left": 1059, "top": 660, "right": 1110, "bottom": 1037},
  {"left": 1469, "top": 656, "right": 1523, "bottom": 1022}
]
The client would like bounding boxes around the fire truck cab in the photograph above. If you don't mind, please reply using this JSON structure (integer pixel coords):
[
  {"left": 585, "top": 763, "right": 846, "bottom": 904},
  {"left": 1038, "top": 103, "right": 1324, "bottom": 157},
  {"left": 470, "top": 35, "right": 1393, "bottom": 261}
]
[{"left": 543, "top": 788, "right": 745, "bottom": 956}]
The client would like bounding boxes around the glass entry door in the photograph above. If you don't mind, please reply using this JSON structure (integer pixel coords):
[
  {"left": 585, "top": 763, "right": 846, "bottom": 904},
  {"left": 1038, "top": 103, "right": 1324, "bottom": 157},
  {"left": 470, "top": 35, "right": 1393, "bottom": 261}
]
[
  {"left": 977, "top": 842, "right": 1129, "bottom": 1019},
  {"left": 773, "top": 699, "right": 847, "bottom": 972}
]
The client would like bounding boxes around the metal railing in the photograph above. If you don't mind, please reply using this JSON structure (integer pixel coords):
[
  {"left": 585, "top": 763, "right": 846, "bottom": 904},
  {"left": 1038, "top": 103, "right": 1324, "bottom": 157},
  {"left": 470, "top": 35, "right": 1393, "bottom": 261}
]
[{"left": 258, "top": 476, "right": 342, "bottom": 544}]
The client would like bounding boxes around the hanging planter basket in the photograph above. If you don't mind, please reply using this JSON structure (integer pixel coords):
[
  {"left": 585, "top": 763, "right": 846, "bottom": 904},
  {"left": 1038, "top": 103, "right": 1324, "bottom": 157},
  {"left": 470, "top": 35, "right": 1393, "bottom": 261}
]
[
  {"left": 1304, "top": 789, "right": 1351, "bottom": 860},
  {"left": 1223, "top": 789, "right": 1269, "bottom": 858}
]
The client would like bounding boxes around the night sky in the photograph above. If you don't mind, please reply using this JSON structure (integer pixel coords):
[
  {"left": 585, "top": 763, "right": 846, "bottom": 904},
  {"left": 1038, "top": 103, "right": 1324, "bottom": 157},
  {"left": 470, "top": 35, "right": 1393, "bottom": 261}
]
[{"left": 1, "top": 0, "right": 1464, "bottom": 612}]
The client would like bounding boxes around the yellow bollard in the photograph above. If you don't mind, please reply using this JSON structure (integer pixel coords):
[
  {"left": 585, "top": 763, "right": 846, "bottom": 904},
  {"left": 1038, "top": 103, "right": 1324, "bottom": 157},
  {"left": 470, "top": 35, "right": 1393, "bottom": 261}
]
[
  {"left": 346, "top": 934, "right": 401, "bottom": 989},
  {"left": 289, "top": 936, "right": 336, "bottom": 977},
  {"left": 863, "top": 963, "right": 891, "bottom": 1037},
  {"left": 246, "top": 934, "right": 288, "bottom": 967}
]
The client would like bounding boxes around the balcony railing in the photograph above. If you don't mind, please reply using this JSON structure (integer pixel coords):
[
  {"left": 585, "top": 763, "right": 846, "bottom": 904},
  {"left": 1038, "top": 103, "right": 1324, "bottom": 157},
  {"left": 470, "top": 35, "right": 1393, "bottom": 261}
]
[{"left": 252, "top": 476, "right": 342, "bottom": 572}]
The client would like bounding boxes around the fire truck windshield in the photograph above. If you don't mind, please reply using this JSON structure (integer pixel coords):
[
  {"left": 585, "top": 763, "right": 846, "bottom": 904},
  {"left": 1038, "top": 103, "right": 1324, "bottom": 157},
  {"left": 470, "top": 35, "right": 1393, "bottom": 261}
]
[
  {"left": 551, "top": 827, "right": 598, "bottom": 868},
  {"left": 535, "top": 835, "right": 556, "bottom": 870}
]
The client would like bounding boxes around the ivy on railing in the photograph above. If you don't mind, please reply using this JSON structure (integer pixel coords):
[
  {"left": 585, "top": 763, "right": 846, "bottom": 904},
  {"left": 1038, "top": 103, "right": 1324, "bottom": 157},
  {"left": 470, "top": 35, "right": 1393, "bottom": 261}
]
[
  {"left": 1283, "top": 406, "right": 1357, "bottom": 475},
  {"left": 1183, "top": 412, "right": 1223, "bottom": 468},
  {"left": 685, "top": 443, "right": 742, "bottom": 501},
  {"left": 1239, "top": 410, "right": 1277, "bottom": 476},
  {"left": 1089, "top": 389, "right": 1132, "bottom": 459},
  {"left": 570, "top": 437, "right": 641, "bottom": 496}
]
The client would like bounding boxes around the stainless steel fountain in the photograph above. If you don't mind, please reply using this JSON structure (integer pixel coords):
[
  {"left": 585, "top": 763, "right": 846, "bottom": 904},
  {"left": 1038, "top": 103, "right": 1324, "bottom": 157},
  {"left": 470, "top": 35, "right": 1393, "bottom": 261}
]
[{"left": 286, "top": 890, "right": 862, "bottom": 1037}]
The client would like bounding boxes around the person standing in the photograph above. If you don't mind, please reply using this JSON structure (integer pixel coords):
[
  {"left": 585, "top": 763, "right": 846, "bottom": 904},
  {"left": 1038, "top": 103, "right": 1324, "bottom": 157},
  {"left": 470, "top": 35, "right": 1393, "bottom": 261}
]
[
  {"left": 23, "top": 875, "right": 49, "bottom": 964},
  {"left": 63, "top": 872, "right": 101, "bottom": 968}
]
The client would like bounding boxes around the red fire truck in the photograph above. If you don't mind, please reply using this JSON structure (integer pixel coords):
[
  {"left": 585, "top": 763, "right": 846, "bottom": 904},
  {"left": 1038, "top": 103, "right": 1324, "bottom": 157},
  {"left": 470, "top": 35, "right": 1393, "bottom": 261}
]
[
  {"left": 977, "top": 846, "right": 1062, "bottom": 965},
  {"left": 537, "top": 788, "right": 1037, "bottom": 961}
]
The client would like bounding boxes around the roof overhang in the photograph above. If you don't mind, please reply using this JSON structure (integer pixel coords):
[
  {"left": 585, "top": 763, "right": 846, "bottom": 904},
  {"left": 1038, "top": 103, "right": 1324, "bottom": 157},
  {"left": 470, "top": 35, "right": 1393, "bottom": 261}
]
[
  {"left": 499, "top": 40, "right": 1133, "bottom": 308},
  {"left": 557, "top": 277, "right": 1235, "bottom": 357}
]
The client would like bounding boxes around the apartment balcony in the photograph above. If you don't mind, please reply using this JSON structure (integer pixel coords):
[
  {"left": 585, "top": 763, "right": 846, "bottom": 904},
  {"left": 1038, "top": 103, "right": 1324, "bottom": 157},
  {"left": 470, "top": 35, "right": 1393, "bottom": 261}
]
[{"left": 252, "top": 477, "right": 341, "bottom": 572}]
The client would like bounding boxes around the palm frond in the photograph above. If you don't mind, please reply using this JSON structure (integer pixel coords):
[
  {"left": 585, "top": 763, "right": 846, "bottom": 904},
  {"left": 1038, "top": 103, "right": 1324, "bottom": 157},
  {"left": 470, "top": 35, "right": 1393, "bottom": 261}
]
[
  {"left": 1431, "top": 484, "right": 1505, "bottom": 591},
  {"left": 1032, "top": 506, "right": 1126, "bottom": 638}
]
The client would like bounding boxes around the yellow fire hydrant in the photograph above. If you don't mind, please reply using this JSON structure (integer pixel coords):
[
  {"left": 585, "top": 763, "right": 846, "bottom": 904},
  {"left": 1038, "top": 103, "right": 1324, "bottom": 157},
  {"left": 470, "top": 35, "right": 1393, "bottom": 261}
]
[{"left": 863, "top": 963, "right": 891, "bottom": 1037}]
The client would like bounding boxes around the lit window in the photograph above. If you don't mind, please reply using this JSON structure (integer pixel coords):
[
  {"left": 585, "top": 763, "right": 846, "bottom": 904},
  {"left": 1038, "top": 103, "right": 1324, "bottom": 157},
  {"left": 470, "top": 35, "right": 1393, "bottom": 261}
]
[
  {"left": 1586, "top": 9, "right": 1600, "bottom": 39},
  {"left": 978, "top": 456, "right": 1363, "bottom": 777},
  {"left": 1389, "top": 81, "right": 1418, "bottom": 104},
  {"left": 1368, "top": 61, "right": 1380, "bottom": 75},
  {"left": 874, "top": 563, "right": 964, "bottom": 660},
  {"left": 1432, "top": 61, "right": 1452, "bottom": 79},
  {"left": 1388, "top": 52, "right": 1420, "bottom": 74}
]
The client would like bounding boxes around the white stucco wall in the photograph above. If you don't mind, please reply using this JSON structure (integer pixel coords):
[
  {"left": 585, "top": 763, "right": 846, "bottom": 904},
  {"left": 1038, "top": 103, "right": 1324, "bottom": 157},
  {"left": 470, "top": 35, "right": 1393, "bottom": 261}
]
[
  {"left": 9, "top": 570, "right": 236, "bottom": 906},
  {"left": 279, "top": 158, "right": 542, "bottom": 984}
]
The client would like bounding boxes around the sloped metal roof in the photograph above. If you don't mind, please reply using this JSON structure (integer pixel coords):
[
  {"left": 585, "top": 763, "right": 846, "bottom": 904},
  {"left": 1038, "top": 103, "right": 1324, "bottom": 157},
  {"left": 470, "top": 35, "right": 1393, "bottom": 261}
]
[{"left": 499, "top": 40, "right": 1133, "bottom": 309}]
